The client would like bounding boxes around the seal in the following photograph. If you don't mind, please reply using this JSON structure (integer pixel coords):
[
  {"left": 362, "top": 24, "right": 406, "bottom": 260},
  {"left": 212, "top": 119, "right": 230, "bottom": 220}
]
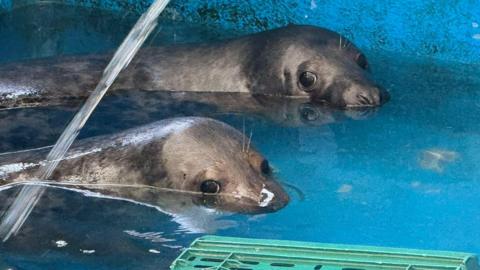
[
  {"left": 0, "top": 24, "right": 388, "bottom": 109},
  {"left": 0, "top": 117, "right": 289, "bottom": 214}
]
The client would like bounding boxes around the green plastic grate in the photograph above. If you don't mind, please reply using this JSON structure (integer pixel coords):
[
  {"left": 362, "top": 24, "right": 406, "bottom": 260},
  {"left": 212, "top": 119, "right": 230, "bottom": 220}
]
[{"left": 170, "top": 236, "right": 479, "bottom": 270}]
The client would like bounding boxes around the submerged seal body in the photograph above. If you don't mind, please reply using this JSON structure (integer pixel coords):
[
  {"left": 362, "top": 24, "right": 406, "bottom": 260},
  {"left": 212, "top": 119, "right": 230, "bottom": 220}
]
[
  {"left": 0, "top": 24, "right": 388, "bottom": 109},
  {"left": 0, "top": 117, "right": 289, "bottom": 214}
]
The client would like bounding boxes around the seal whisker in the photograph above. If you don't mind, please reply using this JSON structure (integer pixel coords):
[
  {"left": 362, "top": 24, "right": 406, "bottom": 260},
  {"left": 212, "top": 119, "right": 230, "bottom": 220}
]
[
  {"left": 6, "top": 180, "right": 250, "bottom": 199},
  {"left": 246, "top": 129, "right": 253, "bottom": 154},
  {"left": 242, "top": 117, "right": 246, "bottom": 153},
  {"left": 81, "top": 161, "right": 86, "bottom": 180},
  {"left": 279, "top": 181, "right": 305, "bottom": 201}
]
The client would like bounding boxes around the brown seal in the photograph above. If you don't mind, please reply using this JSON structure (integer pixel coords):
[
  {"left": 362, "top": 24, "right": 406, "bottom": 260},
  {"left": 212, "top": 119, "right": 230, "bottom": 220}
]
[
  {"left": 0, "top": 25, "right": 388, "bottom": 109},
  {"left": 0, "top": 117, "right": 289, "bottom": 214}
]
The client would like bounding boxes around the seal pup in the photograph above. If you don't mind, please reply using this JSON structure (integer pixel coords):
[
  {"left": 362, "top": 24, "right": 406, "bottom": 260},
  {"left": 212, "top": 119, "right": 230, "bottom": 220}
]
[
  {"left": 0, "top": 24, "right": 388, "bottom": 109},
  {"left": 0, "top": 117, "right": 289, "bottom": 214}
]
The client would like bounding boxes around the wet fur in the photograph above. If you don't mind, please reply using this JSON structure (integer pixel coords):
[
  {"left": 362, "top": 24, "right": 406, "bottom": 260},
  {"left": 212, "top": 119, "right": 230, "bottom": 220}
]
[
  {"left": 0, "top": 117, "right": 289, "bottom": 213},
  {"left": 0, "top": 25, "right": 387, "bottom": 109}
]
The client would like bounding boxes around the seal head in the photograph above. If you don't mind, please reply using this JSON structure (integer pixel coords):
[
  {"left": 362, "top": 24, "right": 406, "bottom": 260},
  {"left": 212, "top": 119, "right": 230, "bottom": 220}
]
[
  {"left": 0, "top": 117, "right": 289, "bottom": 215},
  {"left": 162, "top": 118, "right": 289, "bottom": 214},
  {"left": 245, "top": 25, "right": 389, "bottom": 108}
]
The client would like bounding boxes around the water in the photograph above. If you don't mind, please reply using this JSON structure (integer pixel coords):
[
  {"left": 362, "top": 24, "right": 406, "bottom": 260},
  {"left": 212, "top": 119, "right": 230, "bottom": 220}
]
[
  {"left": 0, "top": 0, "right": 171, "bottom": 242},
  {"left": 1, "top": 4, "right": 480, "bottom": 270}
]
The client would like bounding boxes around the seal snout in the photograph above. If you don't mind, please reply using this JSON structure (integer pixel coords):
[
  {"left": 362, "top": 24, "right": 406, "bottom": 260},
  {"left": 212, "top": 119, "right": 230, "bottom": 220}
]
[
  {"left": 256, "top": 181, "right": 290, "bottom": 212},
  {"left": 348, "top": 83, "right": 390, "bottom": 108}
]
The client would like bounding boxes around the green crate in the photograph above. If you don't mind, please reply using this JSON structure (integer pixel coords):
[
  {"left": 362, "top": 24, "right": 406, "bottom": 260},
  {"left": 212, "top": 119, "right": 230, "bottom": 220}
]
[{"left": 170, "top": 236, "right": 479, "bottom": 270}]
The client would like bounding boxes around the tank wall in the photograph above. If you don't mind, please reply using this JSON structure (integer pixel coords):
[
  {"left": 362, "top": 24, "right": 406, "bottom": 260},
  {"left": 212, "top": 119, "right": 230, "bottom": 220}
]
[{"left": 1, "top": 0, "right": 479, "bottom": 63}]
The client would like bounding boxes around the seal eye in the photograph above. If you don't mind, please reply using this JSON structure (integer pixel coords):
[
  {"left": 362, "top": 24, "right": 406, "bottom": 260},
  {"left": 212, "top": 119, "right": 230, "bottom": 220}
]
[
  {"left": 260, "top": 160, "right": 271, "bottom": 175},
  {"left": 299, "top": 71, "right": 317, "bottom": 90},
  {"left": 355, "top": 53, "right": 368, "bottom": 69},
  {"left": 200, "top": 180, "right": 221, "bottom": 194}
]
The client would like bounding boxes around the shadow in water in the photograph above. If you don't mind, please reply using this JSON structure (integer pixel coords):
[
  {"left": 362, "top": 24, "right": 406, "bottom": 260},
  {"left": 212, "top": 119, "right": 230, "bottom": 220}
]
[
  {"left": 0, "top": 185, "right": 206, "bottom": 270},
  {"left": 0, "top": 90, "right": 378, "bottom": 152}
]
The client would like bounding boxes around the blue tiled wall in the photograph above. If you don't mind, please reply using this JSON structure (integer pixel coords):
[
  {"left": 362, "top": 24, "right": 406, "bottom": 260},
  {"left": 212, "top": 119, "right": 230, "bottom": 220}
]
[{"left": 1, "top": 0, "right": 479, "bottom": 64}]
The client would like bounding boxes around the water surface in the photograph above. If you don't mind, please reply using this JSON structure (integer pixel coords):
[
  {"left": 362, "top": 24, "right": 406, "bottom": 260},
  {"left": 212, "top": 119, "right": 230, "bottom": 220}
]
[{"left": 1, "top": 4, "right": 480, "bottom": 270}]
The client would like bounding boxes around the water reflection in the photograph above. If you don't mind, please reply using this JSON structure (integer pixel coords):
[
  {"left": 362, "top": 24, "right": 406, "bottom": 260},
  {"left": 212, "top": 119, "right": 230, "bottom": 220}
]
[
  {"left": 0, "top": 185, "right": 200, "bottom": 269},
  {"left": 0, "top": 91, "right": 375, "bottom": 152}
]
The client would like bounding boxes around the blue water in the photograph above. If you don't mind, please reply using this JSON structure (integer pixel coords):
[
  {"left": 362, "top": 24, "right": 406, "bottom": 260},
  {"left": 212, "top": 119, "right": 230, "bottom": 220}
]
[{"left": 1, "top": 4, "right": 480, "bottom": 270}]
